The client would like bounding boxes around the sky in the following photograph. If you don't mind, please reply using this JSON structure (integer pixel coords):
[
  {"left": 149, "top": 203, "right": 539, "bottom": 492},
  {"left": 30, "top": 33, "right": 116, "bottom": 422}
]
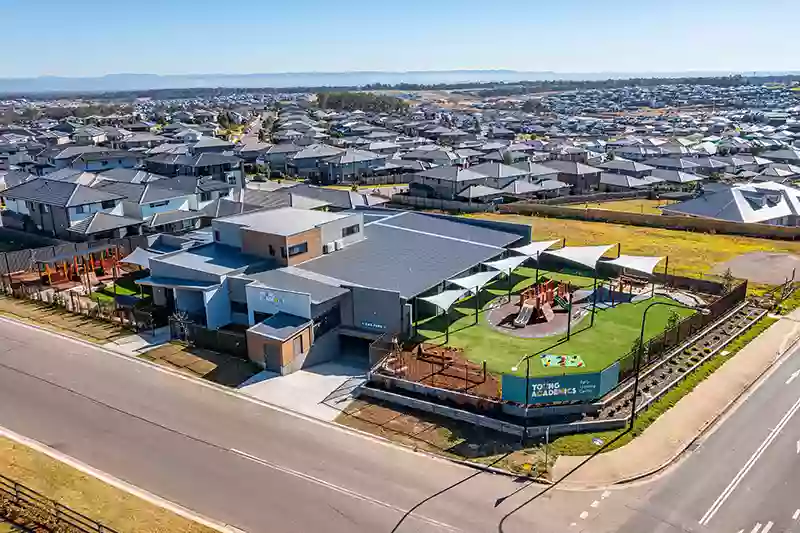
[{"left": 4, "top": 0, "right": 800, "bottom": 78}]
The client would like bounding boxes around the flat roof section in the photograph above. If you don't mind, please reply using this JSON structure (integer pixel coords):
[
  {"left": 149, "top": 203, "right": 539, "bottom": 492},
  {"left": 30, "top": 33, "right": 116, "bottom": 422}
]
[
  {"left": 248, "top": 268, "right": 349, "bottom": 305},
  {"left": 295, "top": 223, "right": 506, "bottom": 299},
  {"left": 249, "top": 312, "right": 312, "bottom": 341},
  {"left": 218, "top": 207, "right": 352, "bottom": 236},
  {"left": 153, "top": 243, "right": 258, "bottom": 277},
  {"left": 374, "top": 212, "right": 521, "bottom": 248}
]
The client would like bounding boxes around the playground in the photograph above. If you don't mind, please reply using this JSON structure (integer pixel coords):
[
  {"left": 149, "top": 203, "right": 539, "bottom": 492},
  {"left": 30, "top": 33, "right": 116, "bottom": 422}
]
[{"left": 414, "top": 262, "right": 697, "bottom": 379}]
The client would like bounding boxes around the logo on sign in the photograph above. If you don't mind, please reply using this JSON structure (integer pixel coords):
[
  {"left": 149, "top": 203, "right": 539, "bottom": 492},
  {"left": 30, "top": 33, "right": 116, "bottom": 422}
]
[
  {"left": 361, "top": 320, "right": 386, "bottom": 330},
  {"left": 260, "top": 291, "right": 283, "bottom": 304}
]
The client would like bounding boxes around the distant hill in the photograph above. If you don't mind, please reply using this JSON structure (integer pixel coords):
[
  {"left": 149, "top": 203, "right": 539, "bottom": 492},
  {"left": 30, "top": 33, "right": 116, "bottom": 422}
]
[{"left": 1, "top": 69, "right": 786, "bottom": 95}]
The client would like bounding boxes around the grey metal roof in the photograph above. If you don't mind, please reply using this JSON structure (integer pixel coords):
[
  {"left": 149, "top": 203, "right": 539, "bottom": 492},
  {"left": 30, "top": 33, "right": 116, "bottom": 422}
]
[
  {"left": 290, "top": 143, "right": 344, "bottom": 160},
  {"left": 511, "top": 161, "right": 559, "bottom": 177},
  {"left": 68, "top": 212, "right": 143, "bottom": 235},
  {"left": 296, "top": 222, "right": 512, "bottom": 299},
  {"left": 147, "top": 210, "right": 205, "bottom": 227},
  {"left": 457, "top": 184, "right": 503, "bottom": 199},
  {"left": 600, "top": 172, "right": 663, "bottom": 189},
  {"left": 98, "top": 168, "right": 167, "bottom": 184},
  {"left": 249, "top": 312, "right": 312, "bottom": 341},
  {"left": 597, "top": 159, "right": 655, "bottom": 173},
  {"left": 502, "top": 179, "right": 570, "bottom": 194},
  {"left": 376, "top": 212, "right": 522, "bottom": 248},
  {"left": 324, "top": 148, "right": 382, "bottom": 165},
  {"left": 151, "top": 243, "right": 260, "bottom": 277},
  {"left": 192, "top": 137, "right": 234, "bottom": 149},
  {"left": 248, "top": 268, "right": 348, "bottom": 305}
]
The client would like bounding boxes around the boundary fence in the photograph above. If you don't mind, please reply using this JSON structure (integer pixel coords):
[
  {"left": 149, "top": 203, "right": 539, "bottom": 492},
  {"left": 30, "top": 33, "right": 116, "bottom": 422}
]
[
  {"left": 169, "top": 318, "right": 249, "bottom": 359},
  {"left": 0, "top": 472, "right": 119, "bottom": 533}
]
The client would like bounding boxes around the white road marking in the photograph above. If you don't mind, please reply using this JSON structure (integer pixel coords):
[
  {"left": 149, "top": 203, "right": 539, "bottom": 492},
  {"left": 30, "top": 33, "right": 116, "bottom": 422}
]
[
  {"left": 579, "top": 511, "right": 589, "bottom": 520},
  {"left": 699, "top": 395, "right": 800, "bottom": 525},
  {"left": 601, "top": 490, "right": 611, "bottom": 500},
  {"left": 750, "top": 523, "right": 762, "bottom": 533},
  {"left": 590, "top": 500, "right": 599, "bottom": 508},
  {"left": 786, "top": 369, "right": 800, "bottom": 384},
  {"left": 229, "top": 448, "right": 460, "bottom": 531},
  {"left": 761, "top": 521, "right": 773, "bottom": 533},
  {"left": 794, "top": 508, "right": 800, "bottom": 520}
]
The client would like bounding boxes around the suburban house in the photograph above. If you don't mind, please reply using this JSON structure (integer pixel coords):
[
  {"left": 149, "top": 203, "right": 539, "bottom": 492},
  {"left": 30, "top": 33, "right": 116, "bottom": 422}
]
[
  {"left": 69, "top": 150, "right": 143, "bottom": 172},
  {"left": 542, "top": 160, "right": 603, "bottom": 193},
  {"left": 288, "top": 144, "right": 344, "bottom": 179},
  {"left": 598, "top": 172, "right": 664, "bottom": 192},
  {"left": 318, "top": 148, "right": 386, "bottom": 184},
  {"left": 0, "top": 178, "right": 126, "bottom": 238},
  {"left": 72, "top": 126, "right": 108, "bottom": 145},
  {"left": 410, "top": 166, "right": 489, "bottom": 199},
  {"left": 144, "top": 153, "right": 244, "bottom": 193},
  {"left": 257, "top": 144, "right": 301, "bottom": 174}
]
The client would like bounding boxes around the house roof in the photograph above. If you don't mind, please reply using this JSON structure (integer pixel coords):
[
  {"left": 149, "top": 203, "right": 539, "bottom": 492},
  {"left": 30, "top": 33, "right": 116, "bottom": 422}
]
[
  {"left": 1, "top": 178, "right": 123, "bottom": 207},
  {"left": 415, "top": 166, "right": 488, "bottom": 183},
  {"left": 146, "top": 152, "right": 241, "bottom": 167},
  {"left": 649, "top": 168, "right": 704, "bottom": 183},
  {"left": 91, "top": 180, "right": 187, "bottom": 204},
  {"left": 192, "top": 137, "right": 234, "bottom": 150},
  {"left": 248, "top": 312, "right": 312, "bottom": 342},
  {"left": 511, "top": 161, "right": 559, "bottom": 177},
  {"left": 146, "top": 210, "right": 206, "bottom": 228},
  {"left": 97, "top": 168, "right": 167, "bottom": 184},
  {"left": 600, "top": 172, "right": 663, "bottom": 189},
  {"left": 68, "top": 212, "right": 143, "bottom": 235},
  {"left": 662, "top": 183, "right": 800, "bottom": 224},
  {"left": 150, "top": 243, "right": 261, "bottom": 278},
  {"left": 217, "top": 207, "right": 351, "bottom": 236},
  {"left": 457, "top": 184, "right": 503, "bottom": 199},
  {"left": 542, "top": 160, "right": 602, "bottom": 175},
  {"left": 468, "top": 162, "right": 529, "bottom": 179},
  {"left": 502, "top": 179, "right": 570, "bottom": 194},
  {"left": 324, "top": 148, "right": 382, "bottom": 165},
  {"left": 290, "top": 143, "right": 344, "bottom": 160},
  {"left": 597, "top": 159, "right": 655, "bottom": 173}
]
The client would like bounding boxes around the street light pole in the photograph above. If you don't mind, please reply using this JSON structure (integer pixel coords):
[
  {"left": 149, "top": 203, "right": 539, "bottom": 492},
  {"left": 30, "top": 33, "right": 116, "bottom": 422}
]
[
  {"left": 511, "top": 354, "right": 532, "bottom": 446},
  {"left": 629, "top": 301, "right": 709, "bottom": 430}
]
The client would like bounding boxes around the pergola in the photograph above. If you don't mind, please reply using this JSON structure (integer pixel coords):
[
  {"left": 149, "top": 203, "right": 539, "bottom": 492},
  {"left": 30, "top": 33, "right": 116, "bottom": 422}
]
[
  {"left": 419, "top": 288, "right": 470, "bottom": 342},
  {"left": 448, "top": 270, "right": 501, "bottom": 324}
]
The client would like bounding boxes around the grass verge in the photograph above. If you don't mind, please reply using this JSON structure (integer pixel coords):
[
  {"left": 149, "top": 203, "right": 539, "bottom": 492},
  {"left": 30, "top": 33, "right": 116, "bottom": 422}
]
[
  {"left": 563, "top": 199, "right": 676, "bottom": 215},
  {"left": 549, "top": 315, "right": 778, "bottom": 456},
  {"left": 0, "top": 437, "right": 215, "bottom": 533}
]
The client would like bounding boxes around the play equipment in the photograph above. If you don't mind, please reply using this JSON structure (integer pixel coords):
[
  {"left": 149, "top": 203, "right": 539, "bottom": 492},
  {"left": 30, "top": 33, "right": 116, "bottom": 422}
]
[{"left": 513, "top": 279, "right": 570, "bottom": 328}]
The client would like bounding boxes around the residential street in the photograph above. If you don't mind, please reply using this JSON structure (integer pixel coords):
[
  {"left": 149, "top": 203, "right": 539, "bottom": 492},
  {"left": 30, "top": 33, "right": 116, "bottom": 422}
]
[{"left": 1, "top": 315, "right": 800, "bottom": 533}]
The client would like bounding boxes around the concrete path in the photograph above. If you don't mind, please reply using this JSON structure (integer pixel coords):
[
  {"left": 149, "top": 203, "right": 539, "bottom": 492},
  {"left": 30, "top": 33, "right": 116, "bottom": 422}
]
[
  {"left": 238, "top": 360, "right": 367, "bottom": 421},
  {"left": 101, "top": 326, "right": 171, "bottom": 355},
  {"left": 552, "top": 308, "right": 800, "bottom": 487}
]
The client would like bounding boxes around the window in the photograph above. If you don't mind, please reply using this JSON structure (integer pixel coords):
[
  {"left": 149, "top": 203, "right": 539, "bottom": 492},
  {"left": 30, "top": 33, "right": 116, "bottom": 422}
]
[
  {"left": 200, "top": 192, "right": 212, "bottom": 202},
  {"left": 227, "top": 175, "right": 237, "bottom": 185},
  {"left": 287, "top": 242, "right": 308, "bottom": 257},
  {"left": 268, "top": 244, "right": 275, "bottom": 256},
  {"left": 148, "top": 201, "right": 169, "bottom": 208},
  {"left": 75, "top": 205, "right": 85, "bottom": 214},
  {"left": 292, "top": 335, "right": 304, "bottom": 356},
  {"left": 342, "top": 224, "right": 360, "bottom": 238},
  {"left": 101, "top": 200, "right": 116, "bottom": 209},
  {"left": 25, "top": 201, "right": 35, "bottom": 212},
  {"left": 40, "top": 204, "right": 49, "bottom": 213}
]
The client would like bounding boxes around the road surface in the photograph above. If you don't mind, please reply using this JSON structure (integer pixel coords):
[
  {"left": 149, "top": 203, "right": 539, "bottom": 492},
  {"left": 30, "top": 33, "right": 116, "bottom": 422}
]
[{"left": 2, "top": 315, "right": 800, "bottom": 533}]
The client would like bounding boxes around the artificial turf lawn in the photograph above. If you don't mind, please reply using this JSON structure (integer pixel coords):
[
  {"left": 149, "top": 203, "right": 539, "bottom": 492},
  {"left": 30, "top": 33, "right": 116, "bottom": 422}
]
[{"left": 416, "top": 268, "right": 694, "bottom": 377}]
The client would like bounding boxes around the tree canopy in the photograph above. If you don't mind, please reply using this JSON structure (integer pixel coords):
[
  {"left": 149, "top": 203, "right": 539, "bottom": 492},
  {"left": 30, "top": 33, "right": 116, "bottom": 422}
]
[{"left": 316, "top": 92, "right": 408, "bottom": 113}]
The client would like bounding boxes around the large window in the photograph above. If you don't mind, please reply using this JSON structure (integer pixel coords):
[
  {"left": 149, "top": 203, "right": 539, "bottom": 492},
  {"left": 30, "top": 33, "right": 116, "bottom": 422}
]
[
  {"left": 342, "top": 224, "right": 360, "bottom": 238},
  {"left": 287, "top": 242, "right": 308, "bottom": 257},
  {"left": 101, "top": 200, "right": 116, "bottom": 209},
  {"left": 149, "top": 201, "right": 169, "bottom": 208},
  {"left": 75, "top": 205, "right": 85, "bottom": 214},
  {"left": 200, "top": 192, "right": 212, "bottom": 202}
]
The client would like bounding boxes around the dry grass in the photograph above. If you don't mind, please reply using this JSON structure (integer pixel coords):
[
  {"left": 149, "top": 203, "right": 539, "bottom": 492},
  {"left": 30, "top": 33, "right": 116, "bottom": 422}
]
[
  {"left": 474, "top": 213, "right": 800, "bottom": 278},
  {"left": 0, "top": 437, "right": 215, "bottom": 533},
  {"left": 141, "top": 342, "right": 260, "bottom": 387},
  {"left": 563, "top": 199, "right": 676, "bottom": 215}
]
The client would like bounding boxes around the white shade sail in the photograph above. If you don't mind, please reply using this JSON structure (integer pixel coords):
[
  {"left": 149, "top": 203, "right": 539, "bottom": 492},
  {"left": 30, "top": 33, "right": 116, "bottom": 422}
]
[
  {"left": 600, "top": 254, "right": 665, "bottom": 276},
  {"left": 510, "top": 239, "right": 561, "bottom": 258},
  {"left": 543, "top": 244, "right": 616, "bottom": 271},
  {"left": 448, "top": 270, "right": 501, "bottom": 291},
  {"left": 484, "top": 254, "right": 530, "bottom": 273},
  {"left": 419, "top": 288, "right": 469, "bottom": 312},
  {"left": 120, "top": 247, "right": 159, "bottom": 268}
]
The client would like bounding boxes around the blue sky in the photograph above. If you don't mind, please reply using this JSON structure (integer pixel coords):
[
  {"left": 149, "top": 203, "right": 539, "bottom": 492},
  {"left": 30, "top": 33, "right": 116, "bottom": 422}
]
[{"left": 4, "top": 0, "right": 800, "bottom": 77}]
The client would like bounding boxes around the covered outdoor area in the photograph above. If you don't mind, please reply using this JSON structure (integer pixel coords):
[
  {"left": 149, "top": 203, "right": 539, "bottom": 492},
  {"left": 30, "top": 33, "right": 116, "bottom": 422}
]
[{"left": 412, "top": 239, "right": 693, "bottom": 378}]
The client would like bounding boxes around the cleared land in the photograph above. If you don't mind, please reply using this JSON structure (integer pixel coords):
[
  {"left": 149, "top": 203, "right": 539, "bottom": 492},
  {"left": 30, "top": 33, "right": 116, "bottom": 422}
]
[
  {"left": 563, "top": 198, "right": 675, "bottom": 215},
  {"left": 474, "top": 213, "right": 800, "bottom": 278},
  {"left": 0, "top": 437, "right": 214, "bottom": 533},
  {"left": 416, "top": 267, "right": 693, "bottom": 377}
]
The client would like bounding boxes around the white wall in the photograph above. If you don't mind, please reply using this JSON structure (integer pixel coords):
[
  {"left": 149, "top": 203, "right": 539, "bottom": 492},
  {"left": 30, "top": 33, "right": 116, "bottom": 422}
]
[
  {"left": 212, "top": 219, "right": 245, "bottom": 248},
  {"left": 4, "top": 198, "right": 29, "bottom": 215},
  {"left": 140, "top": 196, "right": 191, "bottom": 218},
  {"left": 319, "top": 213, "right": 364, "bottom": 248},
  {"left": 68, "top": 201, "right": 108, "bottom": 222},
  {"left": 245, "top": 283, "right": 312, "bottom": 324}
]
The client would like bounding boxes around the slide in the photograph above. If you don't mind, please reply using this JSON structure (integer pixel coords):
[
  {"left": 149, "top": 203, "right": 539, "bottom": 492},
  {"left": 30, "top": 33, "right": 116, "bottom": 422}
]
[
  {"left": 514, "top": 302, "right": 535, "bottom": 328},
  {"left": 553, "top": 295, "right": 571, "bottom": 311},
  {"left": 540, "top": 302, "right": 555, "bottom": 322}
]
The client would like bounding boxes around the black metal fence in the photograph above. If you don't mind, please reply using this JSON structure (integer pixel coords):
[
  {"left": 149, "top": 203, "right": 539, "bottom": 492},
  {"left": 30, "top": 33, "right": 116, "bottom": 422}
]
[
  {"left": 0, "top": 472, "right": 119, "bottom": 533},
  {"left": 170, "top": 318, "right": 248, "bottom": 359},
  {"left": 617, "top": 280, "right": 748, "bottom": 381}
]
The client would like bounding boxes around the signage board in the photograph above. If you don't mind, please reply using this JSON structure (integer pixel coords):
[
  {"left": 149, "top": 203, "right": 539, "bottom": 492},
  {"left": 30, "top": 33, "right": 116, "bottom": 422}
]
[{"left": 501, "top": 361, "right": 620, "bottom": 405}]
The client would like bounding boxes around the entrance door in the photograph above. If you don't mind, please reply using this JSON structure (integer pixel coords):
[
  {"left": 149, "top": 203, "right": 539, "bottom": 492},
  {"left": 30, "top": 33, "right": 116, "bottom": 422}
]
[{"left": 263, "top": 343, "right": 281, "bottom": 370}]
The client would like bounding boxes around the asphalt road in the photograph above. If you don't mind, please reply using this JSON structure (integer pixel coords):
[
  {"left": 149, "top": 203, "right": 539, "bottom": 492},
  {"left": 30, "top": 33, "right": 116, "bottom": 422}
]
[
  {"left": 3, "top": 315, "right": 800, "bottom": 533},
  {"left": 0, "top": 318, "right": 585, "bottom": 533}
]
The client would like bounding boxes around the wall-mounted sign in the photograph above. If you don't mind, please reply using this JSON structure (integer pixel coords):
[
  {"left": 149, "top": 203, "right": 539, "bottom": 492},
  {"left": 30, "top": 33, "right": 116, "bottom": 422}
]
[
  {"left": 361, "top": 320, "right": 386, "bottom": 331},
  {"left": 501, "top": 362, "right": 620, "bottom": 405},
  {"left": 260, "top": 291, "right": 283, "bottom": 305}
]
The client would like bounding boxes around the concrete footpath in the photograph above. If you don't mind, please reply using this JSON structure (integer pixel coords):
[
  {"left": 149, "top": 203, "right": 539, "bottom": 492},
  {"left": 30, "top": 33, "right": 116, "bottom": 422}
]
[{"left": 552, "top": 308, "right": 800, "bottom": 487}]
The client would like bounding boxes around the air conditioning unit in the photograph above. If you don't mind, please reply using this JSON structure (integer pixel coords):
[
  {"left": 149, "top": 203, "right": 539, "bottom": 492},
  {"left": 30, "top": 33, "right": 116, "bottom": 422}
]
[
  {"left": 323, "top": 243, "right": 335, "bottom": 254},
  {"left": 334, "top": 239, "right": 344, "bottom": 251}
]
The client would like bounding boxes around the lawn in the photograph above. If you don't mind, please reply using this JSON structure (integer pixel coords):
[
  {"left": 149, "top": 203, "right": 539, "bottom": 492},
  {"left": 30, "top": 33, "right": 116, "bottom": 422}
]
[
  {"left": 0, "top": 437, "right": 214, "bottom": 533},
  {"left": 473, "top": 213, "right": 800, "bottom": 279},
  {"left": 90, "top": 275, "right": 147, "bottom": 304},
  {"left": 416, "top": 270, "right": 694, "bottom": 377},
  {"left": 563, "top": 199, "right": 676, "bottom": 215}
]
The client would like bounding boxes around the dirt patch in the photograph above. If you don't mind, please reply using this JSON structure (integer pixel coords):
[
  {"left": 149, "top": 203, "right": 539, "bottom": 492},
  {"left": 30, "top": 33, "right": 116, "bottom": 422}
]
[
  {"left": 713, "top": 252, "right": 800, "bottom": 285},
  {"left": 142, "top": 342, "right": 260, "bottom": 387}
]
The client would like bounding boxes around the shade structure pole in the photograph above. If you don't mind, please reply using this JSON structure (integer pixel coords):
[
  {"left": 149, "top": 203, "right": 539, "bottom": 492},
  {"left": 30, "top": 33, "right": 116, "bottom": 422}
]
[
  {"left": 412, "top": 298, "right": 418, "bottom": 337},
  {"left": 535, "top": 253, "right": 540, "bottom": 284},
  {"left": 566, "top": 292, "right": 573, "bottom": 340},
  {"left": 445, "top": 307, "right": 450, "bottom": 344},
  {"left": 474, "top": 285, "right": 479, "bottom": 325},
  {"left": 590, "top": 273, "right": 598, "bottom": 327}
]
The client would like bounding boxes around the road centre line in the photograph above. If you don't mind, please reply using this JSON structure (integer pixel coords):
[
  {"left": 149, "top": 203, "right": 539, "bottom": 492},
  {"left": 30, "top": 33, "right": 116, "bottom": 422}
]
[
  {"left": 699, "top": 395, "right": 800, "bottom": 525},
  {"left": 228, "top": 448, "right": 460, "bottom": 532}
]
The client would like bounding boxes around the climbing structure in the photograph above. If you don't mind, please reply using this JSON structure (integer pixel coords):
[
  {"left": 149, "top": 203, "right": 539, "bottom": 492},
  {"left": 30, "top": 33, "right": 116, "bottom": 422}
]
[{"left": 513, "top": 279, "right": 570, "bottom": 328}]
